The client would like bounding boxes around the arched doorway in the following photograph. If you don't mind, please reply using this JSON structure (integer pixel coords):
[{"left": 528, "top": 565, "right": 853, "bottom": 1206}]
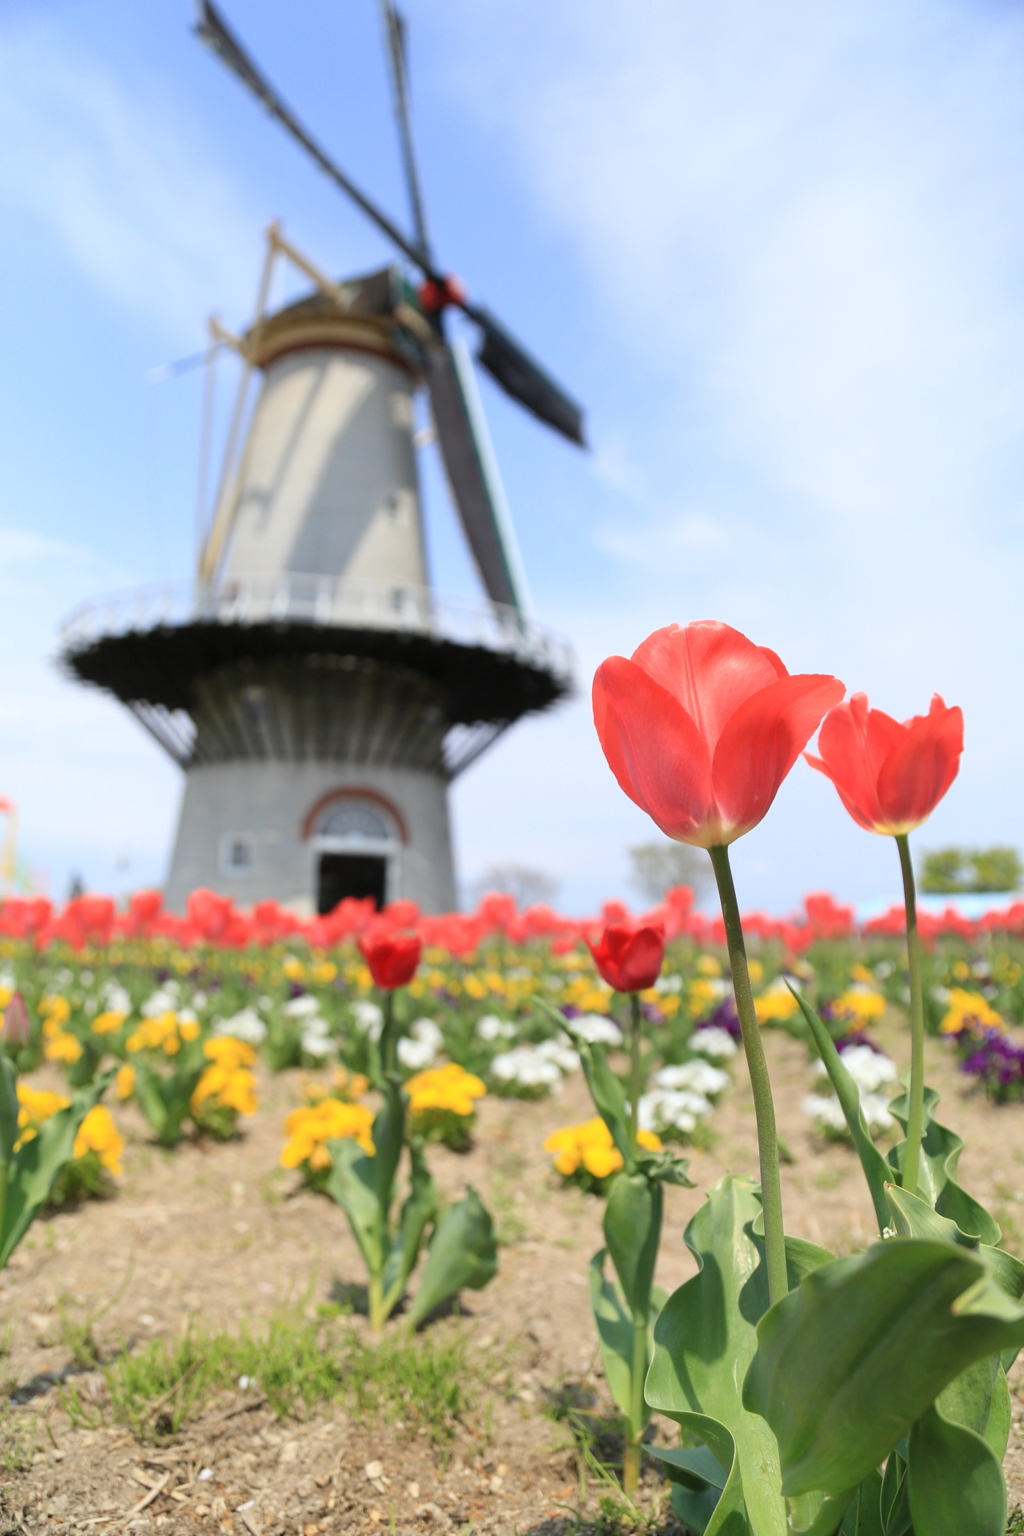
[{"left": 308, "top": 792, "right": 403, "bottom": 914}]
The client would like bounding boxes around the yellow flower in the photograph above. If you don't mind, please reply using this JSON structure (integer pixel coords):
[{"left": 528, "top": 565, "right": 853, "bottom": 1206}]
[
  {"left": 940, "top": 988, "right": 1003, "bottom": 1036},
  {"left": 830, "top": 987, "right": 886, "bottom": 1027},
  {"left": 753, "top": 981, "right": 801, "bottom": 1025},
  {"left": 696, "top": 955, "right": 722, "bottom": 978},
  {"left": 191, "top": 1063, "right": 258, "bottom": 1118},
  {"left": 44, "top": 1031, "right": 83, "bottom": 1064},
  {"left": 543, "top": 1117, "right": 661, "bottom": 1180},
  {"left": 850, "top": 964, "right": 875, "bottom": 986},
  {"left": 73, "top": 1105, "right": 124, "bottom": 1176},
  {"left": 203, "top": 1036, "right": 256, "bottom": 1070},
  {"left": 405, "top": 1063, "right": 486, "bottom": 1119},
  {"left": 952, "top": 960, "right": 971, "bottom": 982},
  {"left": 39, "top": 995, "right": 71, "bottom": 1025},
  {"left": 91, "top": 1010, "right": 127, "bottom": 1035},
  {"left": 15, "top": 1083, "right": 70, "bottom": 1148},
  {"left": 126, "top": 1011, "right": 187, "bottom": 1054},
  {"left": 280, "top": 1099, "right": 375, "bottom": 1169},
  {"left": 312, "top": 961, "right": 338, "bottom": 984},
  {"left": 283, "top": 957, "right": 305, "bottom": 981},
  {"left": 747, "top": 959, "right": 764, "bottom": 984},
  {"left": 179, "top": 1019, "right": 201, "bottom": 1042},
  {"left": 115, "top": 1063, "right": 136, "bottom": 1100}
]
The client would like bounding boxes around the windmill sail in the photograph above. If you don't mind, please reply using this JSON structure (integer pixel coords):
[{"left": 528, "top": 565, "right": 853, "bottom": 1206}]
[
  {"left": 426, "top": 341, "right": 526, "bottom": 619},
  {"left": 468, "top": 306, "right": 585, "bottom": 447}
]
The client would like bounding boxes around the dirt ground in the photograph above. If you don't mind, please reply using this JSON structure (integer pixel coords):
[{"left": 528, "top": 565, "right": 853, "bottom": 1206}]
[{"left": 2, "top": 1018, "right": 1024, "bottom": 1533}]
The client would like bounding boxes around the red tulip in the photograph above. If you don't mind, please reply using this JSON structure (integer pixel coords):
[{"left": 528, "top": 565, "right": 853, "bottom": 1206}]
[
  {"left": 804, "top": 692, "right": 963, "bottom": 836},
  {"left": 588, "top": 921, "right": 665, "bottom": 993},
  {"left": 358, "top": 926, "right": 422, "bottom": 989},
  {"left": 593, "top": 621, "right": 844, "bottom": 847}
]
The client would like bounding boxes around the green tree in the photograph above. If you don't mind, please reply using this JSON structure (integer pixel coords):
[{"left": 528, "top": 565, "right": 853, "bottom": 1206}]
[{"left": 918, "top": 845, "right": 1022, "bottom": 894}]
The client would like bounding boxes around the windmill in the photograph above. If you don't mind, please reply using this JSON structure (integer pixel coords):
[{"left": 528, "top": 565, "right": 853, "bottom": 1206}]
[{"left": 59, "top": 0, "right": 582, "bottom": 917}]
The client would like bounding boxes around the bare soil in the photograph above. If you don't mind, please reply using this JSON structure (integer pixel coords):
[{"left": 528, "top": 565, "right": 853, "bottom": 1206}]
[{"left": 2, "top": 1019, "right": 1024, "bottom": 1533}]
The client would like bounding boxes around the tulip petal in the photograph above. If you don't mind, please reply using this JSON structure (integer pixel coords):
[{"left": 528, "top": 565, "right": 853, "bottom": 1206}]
[
  {"left": 807, "top": 694, "right": 905, "bottom": 832},
  {"left": 711, "top": 674, "right": 846, "bottom": 839},
  {"left": 593, "top": 656, "right": 712, "bottom": 841},
  {"left": 877, "top": 696, "right": 964, "bottom": 832},
  {"left": 632, "top": 621, "right": 784, "bottom": 755}
]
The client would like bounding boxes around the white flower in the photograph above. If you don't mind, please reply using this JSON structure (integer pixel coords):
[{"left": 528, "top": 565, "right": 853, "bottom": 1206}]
[
  {"left": 654, "top": 974, "right": 683, "bottom": 994},
  {"left": 654, "top": 1061, "right": 731, "bottom": 1097},
  {"left": 490, "top": 1047, "right": 562, "bottom": 1090},
  {"left": 804, "top": 1083, "right": 895, "bottom": 1135},
  {"left": 283, "top": 995, "right": 321, "bottom": 1018},
  {"left": 689, "top": 1027, "right": 738, "bottom": 1060},
  {"left": 192, "top": 991, "right": 209, "bottom": 1012},
  {"left": 301, "top": 1027, "right": 334, "bottom": 1059},
  {"left": 351, "top": 1000, "right": 384, "bottom": 1040},
  {"left": 476, "top": 1014, "right": 516, "bottom": 1042},
  {"left": 212, "top": 1007, "right": 266, "bottom": 1045},
  {"left": 101, "top": 982, "right": 132, "bottom": 1015},
  {"left": 802, "top": 1093, "right": 848, "bottom": 1133},
  {"left": 816, "top": 1045, "right": 896, "bottom": 1094},
  {"left": 639, "top": 1088, "right": 712, "bottom": 1136},
  {"left": 410, "top": 1018, "right": 444, "bottom": 1052},
  {"left": 860, "top": 1093, "right": 895, "bottom": 1131},
  {"left": 142, "top": 986, "right": 180, "bottom": 1017},
  {"left": 536, "top": 1037, "right": 580, "bottom": 1074},
  {"left": 569, "top": 1014, "right": 623, "bottom": 1048},
  {"left": 398, "top": 1036, "right": 436, "bottom": 1070},
  {"left": 178, "top": 1007, "right": 199, "bottom": 1027}
]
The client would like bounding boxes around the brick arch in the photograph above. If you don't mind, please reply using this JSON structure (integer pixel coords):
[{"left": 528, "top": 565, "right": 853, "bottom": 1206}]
[{"left": 301, "top": 786, "right": 408, "bottom": 845}]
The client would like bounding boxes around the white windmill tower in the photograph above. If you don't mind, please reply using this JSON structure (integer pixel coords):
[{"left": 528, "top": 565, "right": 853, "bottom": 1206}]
[{"left": 59, "top": 1, "right": 582, "bottom": 916}]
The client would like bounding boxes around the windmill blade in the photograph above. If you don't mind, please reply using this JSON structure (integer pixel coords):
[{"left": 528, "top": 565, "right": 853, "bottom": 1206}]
[
  {"left": 466, "top": 304, "right": 586, "bottom": 447},
  {"left": 195, "top": 0, "right": 426, "bottom": 273},
  {"left": 425, "top": 340, "right": 528, "bottom": 619},
  {"left": 378, "top": 0, "right": 432, "bottom": 263}
]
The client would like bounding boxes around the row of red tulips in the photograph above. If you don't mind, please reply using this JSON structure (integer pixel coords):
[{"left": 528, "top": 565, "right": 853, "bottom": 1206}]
[{"left": 1, "top": 879, "right": 1018, "bottom": 956}]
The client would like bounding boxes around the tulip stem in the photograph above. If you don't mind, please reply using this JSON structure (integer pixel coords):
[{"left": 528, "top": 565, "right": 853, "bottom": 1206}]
[
  {"left": 629, "top": 992, "right": 642, "bottom": 1159},
  {"left": 382, "top": 990, "right": 396, "bottom": 1077},
  {"left": 896, "top": 833, "right": 925, "bottom": 1196},
  {"left": 709, "top": 843, "right": 787, "bottom": 1308}
]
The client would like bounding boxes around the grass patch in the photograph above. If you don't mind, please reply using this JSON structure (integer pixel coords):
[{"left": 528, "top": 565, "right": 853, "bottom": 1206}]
[
  {"left": 61, "top": 1309, "right": 486, "bottom": 1451},
  {"left": 0, "top": 1407, "right": 39, "bottom": 1472}
]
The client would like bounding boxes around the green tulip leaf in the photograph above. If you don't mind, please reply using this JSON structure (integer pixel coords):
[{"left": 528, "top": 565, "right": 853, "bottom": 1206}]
[
  {"left": 0, "top": 1056, "right": 19, "bottom": 1163},
  {"left": 744, "top": 1238, "right": 1024, "bottom": 1497},
  {"left": 907, "top": 1404, "right": 1006, "bottom": 1536},
  {"left": 838, "top": 1470, "right": 884, "bottom": 1536},
  {"left": 381, "top": 1140, "right": 438, "bottom": 1311},
  {"left": 372, "top": 1078, "right": 406, "bottom": 1205},
  {"left": 408, "top": 1186, "right": 497, "bottom": 1327},
  {"left": 588, "top": 1247, "right": 635, "bottom": 1422},
  {"left": 887, "top": 1086, "right": 1000, "bottom": 1243},
  {"left": 879, "top": 1454, "right": 911, "bottom": 1536},
  {"left": 603, "top": 1171, "right": 662, "bottom": 1320},
  {"left": 647, "top": 1175, "right": 832, "bottom": 1536},
  {"left": 790, "top": 988, "right": 891, "bottom": 1234},
  {"left": 326, "top": 1138, "right": 385, "bottom": 1277},
  {"left": 1, "top": 1070, "right": 114, "bottom": 1267}
]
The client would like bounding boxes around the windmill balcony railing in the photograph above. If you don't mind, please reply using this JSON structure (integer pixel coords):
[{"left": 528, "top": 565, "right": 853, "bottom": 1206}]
[{"left": 59, "top": 575, "right": 574, "bottom": 682}]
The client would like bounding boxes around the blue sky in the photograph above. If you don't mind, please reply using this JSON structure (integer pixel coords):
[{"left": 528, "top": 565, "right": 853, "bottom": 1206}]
[{"left": 1, "top": 0, "right": 1023, "bottom": 914}]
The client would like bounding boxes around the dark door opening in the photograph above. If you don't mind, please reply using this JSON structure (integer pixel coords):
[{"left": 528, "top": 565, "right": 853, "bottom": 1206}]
[{"left": 317, "top": 853, "right": 387, "bottom": 915}]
